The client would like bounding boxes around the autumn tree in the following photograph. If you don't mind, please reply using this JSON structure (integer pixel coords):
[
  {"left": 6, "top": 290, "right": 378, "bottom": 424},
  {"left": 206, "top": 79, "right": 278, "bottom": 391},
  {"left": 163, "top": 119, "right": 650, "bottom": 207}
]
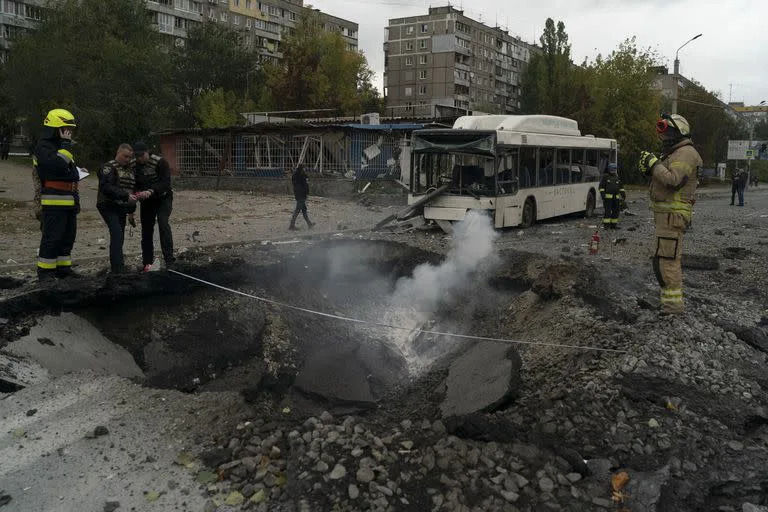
[
  {"left": 261, "top": 12, "right": 382, "bottom": 116},
  {"left": 4, "top": 0, "right": 177, "bottom": 166}
]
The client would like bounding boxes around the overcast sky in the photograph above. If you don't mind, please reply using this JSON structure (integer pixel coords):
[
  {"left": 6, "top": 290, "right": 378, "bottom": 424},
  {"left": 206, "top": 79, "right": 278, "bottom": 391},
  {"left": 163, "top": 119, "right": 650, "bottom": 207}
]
[{"left": 311, "top": 0, "right": 768, "bottom": 107}]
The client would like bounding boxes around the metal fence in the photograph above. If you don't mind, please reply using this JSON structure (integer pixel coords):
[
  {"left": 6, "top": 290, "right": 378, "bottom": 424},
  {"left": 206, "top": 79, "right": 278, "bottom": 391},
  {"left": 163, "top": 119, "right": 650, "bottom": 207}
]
[{"left": 173, "top": 128, "right": 410, "bottom": 180}]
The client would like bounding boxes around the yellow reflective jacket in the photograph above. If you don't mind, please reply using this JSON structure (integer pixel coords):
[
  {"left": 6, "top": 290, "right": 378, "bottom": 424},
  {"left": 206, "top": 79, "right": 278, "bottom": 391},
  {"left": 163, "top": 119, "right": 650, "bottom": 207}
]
[{"left": 649, "top": 139, "right": 702, "bottom": 221}]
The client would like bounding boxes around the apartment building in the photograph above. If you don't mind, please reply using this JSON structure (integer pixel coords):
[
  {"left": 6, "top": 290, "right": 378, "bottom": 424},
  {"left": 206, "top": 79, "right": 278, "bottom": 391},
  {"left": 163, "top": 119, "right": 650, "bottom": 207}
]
[
  {"left": 383, "top": 6, "right": 537, "bottom": 118},
  {"left": 0, "top": 0, "right": 358, "bottom": 63}
]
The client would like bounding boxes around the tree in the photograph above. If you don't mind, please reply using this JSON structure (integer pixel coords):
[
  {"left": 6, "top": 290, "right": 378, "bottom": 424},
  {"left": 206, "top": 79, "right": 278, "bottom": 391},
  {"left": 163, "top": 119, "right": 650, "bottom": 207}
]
[
  {"left": 261, "top": 11, "right": 380, "bottom": 116},
  {"left": 193, "top": 88, "right": 243, "bottom": 129},
  {"left": 172, "top": 22, "right": 263, "bottom": 126},
  {"left": 673, "top": 84, "right": 742, "bottom": 166},
  {"left": 581, "top": 38, "right": 661, "bottom": 182},
  {"left": 520, "top": 18, "right": 576, "bottom": 117},
  {"left": 4, "top": 0, "right": 177, "bottom": 167},
  {"left": 0, "top": 65, "right": 19, "bottom": 142}
]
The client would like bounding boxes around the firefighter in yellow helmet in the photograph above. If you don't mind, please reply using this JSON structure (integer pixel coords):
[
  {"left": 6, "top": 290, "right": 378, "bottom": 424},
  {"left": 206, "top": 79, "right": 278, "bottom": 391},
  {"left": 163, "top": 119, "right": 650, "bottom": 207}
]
[
  {"left": 34, "top": 108, "right": 86, "bottom": 281},
  {"left": 638, "top": 113, "right": 702, "bottom": 315}
]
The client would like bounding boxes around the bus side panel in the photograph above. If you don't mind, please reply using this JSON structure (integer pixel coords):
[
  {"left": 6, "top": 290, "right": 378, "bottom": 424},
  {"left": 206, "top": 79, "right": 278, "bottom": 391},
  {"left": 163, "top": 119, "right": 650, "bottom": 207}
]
[{"left": 494, "top": 196, "right": 520, "bottom": 228}]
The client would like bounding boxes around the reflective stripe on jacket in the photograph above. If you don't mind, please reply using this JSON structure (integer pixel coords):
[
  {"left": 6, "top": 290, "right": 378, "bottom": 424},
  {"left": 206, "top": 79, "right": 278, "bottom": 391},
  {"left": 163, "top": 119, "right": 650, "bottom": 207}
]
[{"left": 649, "top": 140, "right": 702, "bottom": 221}]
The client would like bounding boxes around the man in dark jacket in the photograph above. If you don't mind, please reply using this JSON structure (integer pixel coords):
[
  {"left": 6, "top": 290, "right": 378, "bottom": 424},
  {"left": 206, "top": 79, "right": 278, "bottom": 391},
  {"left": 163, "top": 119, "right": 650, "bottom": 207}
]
[
  {"left": 97, "top": 143, "right": 137, "bottom": 273},
  {"left": 289, "top": 164, "right": 315, "bottom": 231},
  {"left": 731, "top": 169, "right": 747, "bottom": 206},
  {"left": 132, "top": 141, "right": 174, "bottom": 271},
  {"left": 34, "top": 108, "right": 84, "bottom": 281}
]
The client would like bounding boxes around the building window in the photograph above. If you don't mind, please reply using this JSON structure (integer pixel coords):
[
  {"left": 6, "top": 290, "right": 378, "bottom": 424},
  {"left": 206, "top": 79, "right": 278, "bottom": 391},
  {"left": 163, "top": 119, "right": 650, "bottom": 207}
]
[
  {"left": 406, "top": 25, "right": 414, "bottom": 34},
  {"left": 405, "top": 56, "right": 413, "bottom": 66},
  {"left": 246, "top": 0, "right": 252, "bottom": 7},
  {"left": 220, "top": 11, "right": 228, "bottom": 21},
  {"left": 233, "top": 14, "right": 240, "bottom": 25},
  {"left": 418, "top": 85, "right": 427, "bottom": 95},
  {"left": 419, "top": 70, "right": 427, "bottom": 80},
  {"left": 419, "top": 39, "right": 427, "bottom": 50},
  {"left": 405, "top": 41, "right": 413, "bottom": 51},
  {"left": 246, "top": 18, "right": 252, "bottom": 28},
  {"left": 420, "top": 23, "right": 428, "bottom": 33},
  {"left": 404, "top": 87, "right": 413, "bottom": 97},
  {"left": 288, "top": 11, "right": 296, "bottom": 21},
  {"left": 419, "top": 55, "right": 427, "bottom": 65}
]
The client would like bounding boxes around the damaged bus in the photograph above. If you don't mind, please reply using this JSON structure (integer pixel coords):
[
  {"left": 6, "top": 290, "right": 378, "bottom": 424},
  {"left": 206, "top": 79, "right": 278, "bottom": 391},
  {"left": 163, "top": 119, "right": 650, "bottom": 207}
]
[{"left": 409, "top": 115, "right": 617, "bottom": 231}]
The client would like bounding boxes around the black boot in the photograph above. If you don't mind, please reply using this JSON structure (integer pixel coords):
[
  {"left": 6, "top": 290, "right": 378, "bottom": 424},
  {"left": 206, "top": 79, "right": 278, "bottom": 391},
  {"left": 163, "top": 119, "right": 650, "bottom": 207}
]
[
  {"left": 307, "top": 221, "right": 315, "bottom": 229},
  {"left": 56, "top": 267, "right": 80, "bottom": 278},
  {"left": 289, "top": 224, "right": 298, "bottom": 231}
]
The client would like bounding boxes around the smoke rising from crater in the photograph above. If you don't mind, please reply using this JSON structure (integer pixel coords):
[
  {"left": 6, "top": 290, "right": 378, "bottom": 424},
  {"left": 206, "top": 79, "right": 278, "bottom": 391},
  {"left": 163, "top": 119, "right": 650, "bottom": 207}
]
[{"left": 384, "top": 211, "right": 500, "bottom": 371}]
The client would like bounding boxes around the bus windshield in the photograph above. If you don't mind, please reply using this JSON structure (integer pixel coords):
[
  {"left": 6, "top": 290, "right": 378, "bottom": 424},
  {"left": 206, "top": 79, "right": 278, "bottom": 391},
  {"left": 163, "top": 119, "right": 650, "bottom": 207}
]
[{"left": 412, "top": 152, "right": 499, "bottom": 196}]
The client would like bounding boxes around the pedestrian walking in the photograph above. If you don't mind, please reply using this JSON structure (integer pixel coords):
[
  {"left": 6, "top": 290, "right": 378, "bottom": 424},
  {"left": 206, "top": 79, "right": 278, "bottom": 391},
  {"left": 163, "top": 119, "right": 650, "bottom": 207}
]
[
  {"left": 132, "top": 141, "right": 175, "bottom": 271},
  {"left": 639, "top": 113, "right": 702, "bottom": 315},
  {"left": 598, "top": 163, "right": 625, "bottom": 229},
  {"left": 96, "top": 143, "right": 137, "bottom": 274},
  {"left": 34, "top": 108, "right": 85, "bottom": 281},
  {"left": 289, "top": 164, "right": 315, "bottom": 231}
]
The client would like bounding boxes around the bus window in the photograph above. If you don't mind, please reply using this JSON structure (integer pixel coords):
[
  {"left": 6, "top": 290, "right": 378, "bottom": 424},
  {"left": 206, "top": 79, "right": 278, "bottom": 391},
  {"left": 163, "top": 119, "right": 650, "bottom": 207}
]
[
  {"left": 556, "top": 149, "right": 570, "bottom": 184},
  {"left": 571, "top": 149, "right": 585, "bottom": 183},
  {"left": 599, "top": 149, "right": 611, "bottom": 173},
  {"left": 497, "top": 149, "right": 518, "bottom": 195},
  {"left": 584, "top": 149, "right": 600, "bottom": 182},
  {"left": 519, "top": 147, "right": 536, "bottom": 189},
  {"left": 539, "top": 148, "right": 554, "bottom": 186}
]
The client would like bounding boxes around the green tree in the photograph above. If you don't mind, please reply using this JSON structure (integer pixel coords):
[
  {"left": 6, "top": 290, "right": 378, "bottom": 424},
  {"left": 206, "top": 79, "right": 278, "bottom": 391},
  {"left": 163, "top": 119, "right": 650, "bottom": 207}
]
[
  {"left": 172, "top": 21, "right": 262, "bottom": 126},
  {"left": 673, "top": 84, "right": 742, "bottom": 166},
  {"left": 261, "top": 11, "right": 379, "bottom": 116},
  {"left": 193, "top": 88, "right": 243, "bottom": 129},
  {"left": 520, "top": 18, "right": 576, "bottom": 116},
  {"left": 581, "top": 38, "right": 661, "bottom": 182},
  {"left": 0, "top": 65, "right": 19, "bottom": 142},
  {"left": 4, "top": 0, "right": 177, "bottom": 167}
]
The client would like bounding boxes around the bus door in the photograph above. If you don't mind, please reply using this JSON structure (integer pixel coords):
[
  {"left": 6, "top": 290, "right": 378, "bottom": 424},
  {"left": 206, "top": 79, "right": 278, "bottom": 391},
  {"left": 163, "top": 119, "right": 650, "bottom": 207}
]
[
  {"left": 538, "top": 148, "right": 556, "bottom": 218},
  {"left": 555, "top": 149, "right": 573, "bottom": 214}
]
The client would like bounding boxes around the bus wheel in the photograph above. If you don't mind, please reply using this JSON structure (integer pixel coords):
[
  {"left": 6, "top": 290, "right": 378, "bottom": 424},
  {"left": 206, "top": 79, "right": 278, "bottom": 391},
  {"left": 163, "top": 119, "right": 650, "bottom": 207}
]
[
  {"left": 521, "top": 198, "right": 536, "bottom": 228},
  {"left": 585, "top": 191, "right": 596, "bottom": 218}
]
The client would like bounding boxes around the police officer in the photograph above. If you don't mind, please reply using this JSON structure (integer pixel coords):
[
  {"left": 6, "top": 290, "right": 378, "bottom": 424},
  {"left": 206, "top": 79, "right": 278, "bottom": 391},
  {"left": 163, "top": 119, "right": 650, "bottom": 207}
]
[
  {"left": 598, "top": 163, "right": 625, "bottom": 229},
  {"left": 34, "top": 108, "right": 84, "bottom": 281},
  {"left": 132, "top": 141, "right": 174, "bottom": 271},
  {"left": 639, "top": 113, "right": 702, "bottom": 315},
  {"left": 97, "top": 143, "right": 138, "bottom": 273}
]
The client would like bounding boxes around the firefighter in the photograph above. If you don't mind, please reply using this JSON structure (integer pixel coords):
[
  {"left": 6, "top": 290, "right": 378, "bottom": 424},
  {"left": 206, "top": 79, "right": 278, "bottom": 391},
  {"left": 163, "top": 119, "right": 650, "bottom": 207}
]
[
  {"left": 638, "top": 113, "right": 702, "bottom": 315},
  {"left": 34, "top": 108, "right": 84, "bottom": 281},
  {"left": 132, "top": 141, "right": 175, "bottom": 271},
  {"left": 97, "top": 143, "right": 138, "bottom": 273},
  {"left": 598, "top": 163, "right": 625, "bottom": 229}
]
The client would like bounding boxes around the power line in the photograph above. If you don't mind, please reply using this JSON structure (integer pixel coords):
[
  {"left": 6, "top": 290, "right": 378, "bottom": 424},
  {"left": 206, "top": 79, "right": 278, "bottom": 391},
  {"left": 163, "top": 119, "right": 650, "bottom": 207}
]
[{"left": 168, "top": 269, "right": 628, "bottom": 354}]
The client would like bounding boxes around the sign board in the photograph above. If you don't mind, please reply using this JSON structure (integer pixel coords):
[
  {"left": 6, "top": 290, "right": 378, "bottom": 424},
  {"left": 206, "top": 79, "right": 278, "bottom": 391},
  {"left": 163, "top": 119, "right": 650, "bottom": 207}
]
[{"left": 728, "top": 140, "right": 768, "bottom": 160}]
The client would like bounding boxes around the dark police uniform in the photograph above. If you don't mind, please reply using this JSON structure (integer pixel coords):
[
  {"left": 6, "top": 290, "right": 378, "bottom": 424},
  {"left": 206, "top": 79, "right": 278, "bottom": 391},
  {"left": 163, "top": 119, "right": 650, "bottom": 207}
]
[
  {"left": 97, "top": 160, "right": 136, "bottom": 272},
  {"left": 35, "top": 138, "right": 79, "bottom": 279},
  {"left": 133, "top": 153, "right": 174, "bottom": 266}
]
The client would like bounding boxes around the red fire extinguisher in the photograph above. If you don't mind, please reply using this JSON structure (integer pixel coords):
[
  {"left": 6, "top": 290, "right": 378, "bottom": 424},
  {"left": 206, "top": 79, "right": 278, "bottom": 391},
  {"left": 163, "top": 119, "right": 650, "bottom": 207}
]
[{"left": 589, "top": 231, "right": 600, "bottom": 255}]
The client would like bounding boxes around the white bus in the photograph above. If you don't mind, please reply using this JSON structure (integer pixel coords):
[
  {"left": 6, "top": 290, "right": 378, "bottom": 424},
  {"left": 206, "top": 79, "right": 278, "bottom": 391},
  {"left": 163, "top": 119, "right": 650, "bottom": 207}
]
[{"left": 409, "top": 115, "right": 618, "bottom": 231}]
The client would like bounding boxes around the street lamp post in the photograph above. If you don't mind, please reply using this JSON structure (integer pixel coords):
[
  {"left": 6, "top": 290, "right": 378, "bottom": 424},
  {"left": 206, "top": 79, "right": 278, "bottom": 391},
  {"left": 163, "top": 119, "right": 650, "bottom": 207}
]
[{"left": 672, "top": 33, "right": 702, "bottom": 114}]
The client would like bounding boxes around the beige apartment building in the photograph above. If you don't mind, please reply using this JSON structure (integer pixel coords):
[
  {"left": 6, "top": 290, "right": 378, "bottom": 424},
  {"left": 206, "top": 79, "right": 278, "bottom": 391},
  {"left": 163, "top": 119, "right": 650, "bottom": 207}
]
[
  {"left": 383, "top": 6, "right": 537, "bottom": 118},
  {"left": 0, "top": 0, "right": 358, "bottom": 63}
]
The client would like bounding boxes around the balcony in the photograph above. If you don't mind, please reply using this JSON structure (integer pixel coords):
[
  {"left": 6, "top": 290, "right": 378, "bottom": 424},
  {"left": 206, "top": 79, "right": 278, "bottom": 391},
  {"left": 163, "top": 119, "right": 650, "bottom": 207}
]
[
  {"left": 455, "top": 77, "right": 470, "bottom": 87},
  {"left": 455, "top": 45, "right": 471, "bottom": 56}
]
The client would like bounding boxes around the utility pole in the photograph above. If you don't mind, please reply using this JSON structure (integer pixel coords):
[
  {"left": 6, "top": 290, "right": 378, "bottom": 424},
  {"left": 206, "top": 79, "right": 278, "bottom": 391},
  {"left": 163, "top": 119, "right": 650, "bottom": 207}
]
[{"left": 672, "top": 33, "right": 702, "bottom": 114}]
